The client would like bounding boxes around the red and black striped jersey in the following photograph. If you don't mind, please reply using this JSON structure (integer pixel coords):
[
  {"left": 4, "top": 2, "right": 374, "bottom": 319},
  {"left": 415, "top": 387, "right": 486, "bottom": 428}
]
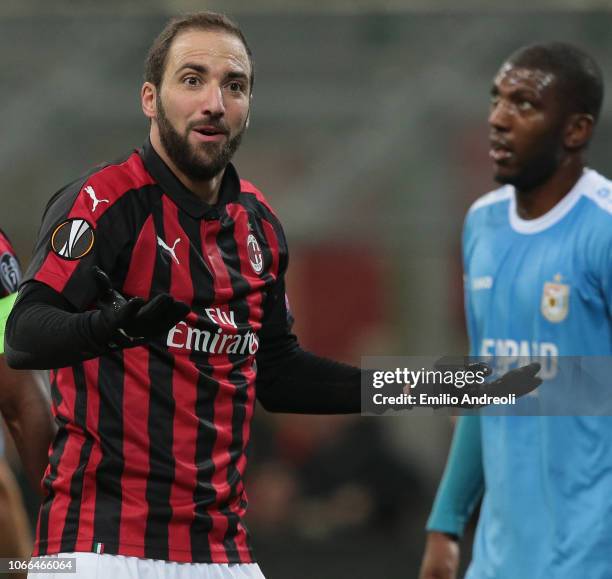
[
  {"left": 0, "top": 229, "right": 22, "bottom": 298},
  {"left": 24, "top": 140, "right": 292, "bottom": 564}
]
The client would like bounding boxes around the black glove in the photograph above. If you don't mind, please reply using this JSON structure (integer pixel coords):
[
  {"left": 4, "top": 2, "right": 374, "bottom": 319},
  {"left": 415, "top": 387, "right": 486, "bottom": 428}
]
[
  {"left": 477, "top": 362, "right": 542, "bottom": 400},
  {"left": 414, "top": 357, "right": 541, "bottom": 408},
  {"left": 92, "top": 266, "right": 190, "bottom": 348}
]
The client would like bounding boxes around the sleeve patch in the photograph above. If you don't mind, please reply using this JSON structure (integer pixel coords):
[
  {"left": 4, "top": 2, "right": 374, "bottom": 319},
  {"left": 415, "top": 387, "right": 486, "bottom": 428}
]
[
  {"left": 50, "top": 218, "right": 95, "bottom": 260},
  {"left": 0, "top": 252, "right": 21, "bottom": 294}
]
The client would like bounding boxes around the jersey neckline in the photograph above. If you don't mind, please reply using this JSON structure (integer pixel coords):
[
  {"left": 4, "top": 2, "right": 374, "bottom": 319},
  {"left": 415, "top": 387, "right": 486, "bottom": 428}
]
[
  {"left": 140, "top": 138, "right": 241, "bottom": 219},
  {"left": 509, "top": 168, "right": 593, "bottom": 235}
]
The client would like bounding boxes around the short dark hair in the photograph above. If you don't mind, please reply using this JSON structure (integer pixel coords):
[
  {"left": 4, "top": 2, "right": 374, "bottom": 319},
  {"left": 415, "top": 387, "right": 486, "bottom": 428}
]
[
  {"left": 144, "top": 11, "right": 254, "bottom": 91},
  {"left": 506, "top": 42, "right": 604, "bottom": 121}
]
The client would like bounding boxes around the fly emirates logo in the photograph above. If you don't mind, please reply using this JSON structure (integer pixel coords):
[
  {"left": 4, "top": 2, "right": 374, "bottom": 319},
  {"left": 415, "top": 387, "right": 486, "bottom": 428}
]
[{"left": 166, "top": 307, "right": 259, "bottom": 356}]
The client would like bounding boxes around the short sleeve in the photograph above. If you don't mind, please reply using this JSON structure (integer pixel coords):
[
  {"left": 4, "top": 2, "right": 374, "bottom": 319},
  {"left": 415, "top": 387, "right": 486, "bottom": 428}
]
[
  {"left": 23, "top": 172, "right": 133, "bottom": 311},
  {"left": 599, "top": 232, "right": 612, "bottom": 319}
]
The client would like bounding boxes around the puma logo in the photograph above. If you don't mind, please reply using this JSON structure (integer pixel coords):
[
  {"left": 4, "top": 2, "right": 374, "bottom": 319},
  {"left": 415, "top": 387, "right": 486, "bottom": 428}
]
[
  {"left": 157, "top": 236, "right": 181, "bottom": 265},
  {"left": 84, "top": 185, "right": 109, "bottom": 213}
]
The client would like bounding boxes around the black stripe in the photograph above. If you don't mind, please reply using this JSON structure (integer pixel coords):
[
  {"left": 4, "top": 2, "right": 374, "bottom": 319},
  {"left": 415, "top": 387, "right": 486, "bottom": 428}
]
[
  {"left": 144, "top": 200, "right": 175, "bottom": 559},
  {"left": 92, "top": 352, "right": 125, "bottom": 552},
  {"left": 60, "top": 365, "right": 91, "bottom": 551},
  {"left": 179, "top": 209, "right": 217, "bottom": 561},
  {"left": 216, "top": 208, "right": 259, "bottom": 561}
]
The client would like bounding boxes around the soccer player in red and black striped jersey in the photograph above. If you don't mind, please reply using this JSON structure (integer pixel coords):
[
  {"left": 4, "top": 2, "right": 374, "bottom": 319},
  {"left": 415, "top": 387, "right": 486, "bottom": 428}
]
[{"left": 4, "top": 12, "right": 365, "bottom": 579}]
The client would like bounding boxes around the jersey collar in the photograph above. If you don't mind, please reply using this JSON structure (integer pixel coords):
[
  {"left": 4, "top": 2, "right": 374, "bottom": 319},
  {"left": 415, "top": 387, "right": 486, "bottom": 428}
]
[
  {"left": 140, "top": 138, "right": 241, "bottom": 219},
  {"left": 508, "top": 168, "right": 593, "bottom": 234}
]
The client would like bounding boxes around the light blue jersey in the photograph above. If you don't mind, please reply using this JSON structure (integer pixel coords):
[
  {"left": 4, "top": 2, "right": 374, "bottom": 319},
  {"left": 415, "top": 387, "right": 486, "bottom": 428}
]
[{"left": 463, "top": 169, "right": 612, "bottom": 579}]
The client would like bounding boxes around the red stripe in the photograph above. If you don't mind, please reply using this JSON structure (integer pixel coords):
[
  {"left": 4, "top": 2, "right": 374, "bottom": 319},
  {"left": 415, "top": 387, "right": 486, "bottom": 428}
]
[
  {"left": 75, "top": 358, "right": 102, "bottom": 551},
  {"left": 160, "top": 197, "right": 200, "bottom": 560},
  {"left": 44, "top": 369, "right": 81, "bottom": 552},
  {"left": 122, "top": 215, "right": 157, "bottom": 299},
  {"left": 118, "top": 207, "right": 158, "bottom": 553},
  {"left": 117, "top": 347, "right": 150, "bottom": 556},
  {"left": 32, "top": 504, "right": 43, "bottom": 556},
  {"left": 34, "top": 255, "right": 80, "bottom": 294}
]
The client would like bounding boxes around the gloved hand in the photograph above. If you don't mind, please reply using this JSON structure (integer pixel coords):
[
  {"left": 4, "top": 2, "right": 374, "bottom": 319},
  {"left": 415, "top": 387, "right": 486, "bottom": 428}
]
[
  {"left": 424, "top": 357, "right": 541, "bottom": 408},
  {"left": 92, "top": 266, "right": 190, "bottom": 348},
  {"left": 480, "top": 362, "right": 542, "bottom": 400}
]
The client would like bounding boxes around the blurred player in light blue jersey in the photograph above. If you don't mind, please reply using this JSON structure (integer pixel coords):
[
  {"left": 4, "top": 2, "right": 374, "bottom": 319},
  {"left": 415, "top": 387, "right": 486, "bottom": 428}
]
[{"left": 419, "top": 43, "right": 612, "bottom": 579}]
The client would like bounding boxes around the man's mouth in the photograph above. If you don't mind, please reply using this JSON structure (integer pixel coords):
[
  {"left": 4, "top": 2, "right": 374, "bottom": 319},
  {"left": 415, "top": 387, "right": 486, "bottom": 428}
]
[
  {"left": 489, "top": 140, "right": 514, "bottom": 163},
  {"left": 191, "top": 126, "right": 228, "bottom": 142}
]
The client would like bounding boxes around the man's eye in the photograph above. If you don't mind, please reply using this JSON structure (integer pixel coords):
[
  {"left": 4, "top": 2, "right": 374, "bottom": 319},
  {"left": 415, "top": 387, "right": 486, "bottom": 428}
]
[
  {"left": 490, "top": 95, "right": 500, "bottom": 107},
  {"left": 184, "top": 76, "right": 200, "bottom": 87},
  {"left": 518, "top": 100, "right": 534, "bottom": 111},
  {"left": 228, "top": 81, "right": 244, "bottom": 93}
]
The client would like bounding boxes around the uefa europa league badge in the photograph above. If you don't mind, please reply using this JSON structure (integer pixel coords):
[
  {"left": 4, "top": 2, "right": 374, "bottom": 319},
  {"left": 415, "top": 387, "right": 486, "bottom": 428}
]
[{"left": 541, "top": 274, "right": 570, "bottom": 323}]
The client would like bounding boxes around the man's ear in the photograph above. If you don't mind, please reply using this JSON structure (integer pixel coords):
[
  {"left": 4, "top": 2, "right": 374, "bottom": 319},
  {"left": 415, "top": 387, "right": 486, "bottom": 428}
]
[
  {"left": 141, "top": 82, "right": 158, "bottom": 120},
  {"left": 564, "top": 113, "right": 594, "bottom": 150}
]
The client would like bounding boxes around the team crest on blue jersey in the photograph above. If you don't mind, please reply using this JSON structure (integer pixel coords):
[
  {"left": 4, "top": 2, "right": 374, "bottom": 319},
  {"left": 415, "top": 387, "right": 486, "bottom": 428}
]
[
  {"left": 541, "top": 275, "right": 570, "bottom": 323},
  {"left": 0, "top": 252, "right": 21, "bottom": 293},
  {"left": 247, "top": 233, "right": 264, "bottom": 274}
]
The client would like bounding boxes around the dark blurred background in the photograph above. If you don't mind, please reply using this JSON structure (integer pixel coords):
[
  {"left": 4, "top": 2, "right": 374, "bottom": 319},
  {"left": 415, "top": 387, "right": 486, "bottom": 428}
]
[{"left": 2, "top": 3, "right": 612, "bottom": 577}]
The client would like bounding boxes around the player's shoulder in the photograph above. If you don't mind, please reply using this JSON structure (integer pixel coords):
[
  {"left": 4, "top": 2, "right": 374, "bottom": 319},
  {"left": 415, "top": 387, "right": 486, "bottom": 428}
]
[
  {"left": 44, "top": 149, "right": 153, "bottom": 224},
  {"left": 580, "top": 169, "right": 612, "bottom": 221},
  {"left": 467, "top": 185, "right": 513, "bottom": 216},
  {"left": 238, "top": 178, "right": 281, "bottom": 221},
  {"left": 81, "top": 149, "right": 153, "bottom": 197},
  {"left": 464, "top": 186, "right": 513, "bottom": 236}
]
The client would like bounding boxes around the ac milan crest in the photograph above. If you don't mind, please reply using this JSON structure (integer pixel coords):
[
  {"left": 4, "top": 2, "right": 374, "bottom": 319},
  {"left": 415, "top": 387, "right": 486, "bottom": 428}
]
[{"left": 247, "top": 233, "right": 264, "bottom": 274}]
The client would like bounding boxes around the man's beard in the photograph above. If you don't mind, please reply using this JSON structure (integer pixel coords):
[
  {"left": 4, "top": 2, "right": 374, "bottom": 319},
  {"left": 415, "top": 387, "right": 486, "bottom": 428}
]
[
  {"left": 494, "top": 130, "right": 565, "bottom": 193},
  {"left": 494, "top": 152, "right": 560, "bottom": 192},
  {"left": 156, "top": 95, "right": 246, "bottom": 182}
]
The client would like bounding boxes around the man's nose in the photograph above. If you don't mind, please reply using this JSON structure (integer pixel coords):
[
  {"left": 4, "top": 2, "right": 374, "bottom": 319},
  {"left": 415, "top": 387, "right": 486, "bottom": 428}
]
[
  {"left": 200, "top": 83, "right": 225, "bottom": 117},
  {"left": 488, "top": 100, "right": 512, "bottom": 131}
]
